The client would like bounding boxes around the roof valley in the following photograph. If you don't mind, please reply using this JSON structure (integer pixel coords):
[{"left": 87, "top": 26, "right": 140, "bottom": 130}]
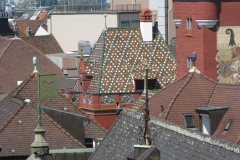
[{"left": 163, "top": 73, "right": 194, "bottom": 120}]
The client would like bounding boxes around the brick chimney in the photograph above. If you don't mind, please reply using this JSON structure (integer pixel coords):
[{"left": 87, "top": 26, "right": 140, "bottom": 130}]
[{"left": 140, "top": 8, "right": 153, "bottom": 42}]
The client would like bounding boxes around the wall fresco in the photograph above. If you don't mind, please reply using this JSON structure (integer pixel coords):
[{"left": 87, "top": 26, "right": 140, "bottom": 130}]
[{"left": 217, "top": 26, "right": 240, "bottom": 83}]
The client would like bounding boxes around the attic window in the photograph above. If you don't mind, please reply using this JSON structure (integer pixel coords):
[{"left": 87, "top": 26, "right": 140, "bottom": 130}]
[
  {"left": 135, "top": 79, "right": 156, "bottom": 90},
  {"left": 183, "top": 114, "right": 195, "bottom": 128},
  {"left": 224, "top": 119, "right": 233, "bottom": 131}
]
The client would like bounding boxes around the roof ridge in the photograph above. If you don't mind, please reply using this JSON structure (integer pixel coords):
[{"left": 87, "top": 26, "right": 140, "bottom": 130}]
[
  {"left": 199, "top": 72, "right": 218, "bottom": 84},
  {"left": 20, "top": 39, "right": 63, "bottom": 72},
  {"left": 88, "top": 108, "right": 124, "bottom": 159},
  {"left": 57, "top": 90, "right": 107, "bottom": 131},
  {"left": 0, "top": 40, "right": 13, "bottom": 60},
  {"left": 43, "top": 111, "right": 86, "bottom": 147},
  {"left": 13, "top": 73, "right": 36, "bottom": 97},
  {"left": 163, "top": 72, "right": 194, "bottom": 120},
  {"left": 123, "top": 108, "right": 240, "bottom": 154},
  {"left": 0, "top": 102, "right": 25, "bottom": 132},
  {"left": 206, "top": 83, "right": 219, "bottom": 106}
]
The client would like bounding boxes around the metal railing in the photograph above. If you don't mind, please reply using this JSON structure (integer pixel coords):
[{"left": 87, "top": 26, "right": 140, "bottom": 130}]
[{"left": 51, "top": 4, "right": 141, "bottom": 13}]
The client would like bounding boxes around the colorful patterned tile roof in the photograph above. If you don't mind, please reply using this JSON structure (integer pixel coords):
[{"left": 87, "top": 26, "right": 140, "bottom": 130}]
[{"left": 86, "top": 28, "right": 176, "bottom": 93}]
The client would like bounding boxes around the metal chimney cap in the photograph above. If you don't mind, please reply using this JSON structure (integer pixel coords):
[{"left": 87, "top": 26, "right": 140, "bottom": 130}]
[{"left": 192, "top": 52, "right": 196, "bottom": 58}]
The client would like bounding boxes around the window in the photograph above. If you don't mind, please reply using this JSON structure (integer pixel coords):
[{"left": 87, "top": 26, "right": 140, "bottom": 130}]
[
  {"left": 121, "top": 21, "right": 130, "bottom": 27},
  {"left": 186, "top": 18, "right": 192, "bottom": 35},
  {"left": 186, "top": 57, "right": 193, "bottom": 69},
  {"left": 135, "top": 79, "right": 156, "bottom": 90},
  {"left": 183, "top": 114, "right": 195, "bottom": 128},
  {"left": 224, "top": 119, "right": 233, "bottom": 131},
  {"left": 131, "top": 20, "right": 140, "bottom": 27}
]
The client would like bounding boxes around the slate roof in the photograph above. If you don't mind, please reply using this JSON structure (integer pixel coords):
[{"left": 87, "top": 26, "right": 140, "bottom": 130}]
[
  {"left": 21, "top": 35, "right": 64, "bottom": 54},
  {"left": 132, "top": 68, "right": 240, "bottom": 144},
  {"left": 0, "top": 102, "right": 85, "bottom": 157},
  {"left": 0, "top": 38, "right": 64, "bottom": 93},
  {"left": 10, "top": 73, "right": 107, "bottom": 139},
  {"left": 90, "top": 109, "right": 240, "bottom": 160},
  {"left": 86, "top": 28, "right": 176, "bottom": 93}
]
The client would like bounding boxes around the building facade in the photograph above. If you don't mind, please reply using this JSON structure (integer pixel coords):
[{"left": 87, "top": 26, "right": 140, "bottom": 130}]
[{"left": 173, "top": 0, "right": 240, "bottom": 83}]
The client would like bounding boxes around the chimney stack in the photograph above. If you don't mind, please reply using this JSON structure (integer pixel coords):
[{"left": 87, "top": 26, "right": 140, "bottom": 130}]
[{"left": 140, "top": 8, "right": 153, "bottom": 42}]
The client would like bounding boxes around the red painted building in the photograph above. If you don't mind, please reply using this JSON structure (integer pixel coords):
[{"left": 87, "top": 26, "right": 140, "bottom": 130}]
[
  {"left": 65, "top": 8, "right": 176, "bottom": 130},
  {"left": 173, "top": 0, "right": 240, "bottom": 82}
]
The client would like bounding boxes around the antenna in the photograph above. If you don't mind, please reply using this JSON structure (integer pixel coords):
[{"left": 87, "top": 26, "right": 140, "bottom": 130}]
[{"left": 143, "top": 59, "right": 151, "bottom": 145}]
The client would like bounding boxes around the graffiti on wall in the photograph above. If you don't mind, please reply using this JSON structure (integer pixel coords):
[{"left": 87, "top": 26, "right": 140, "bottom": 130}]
[{"left": 217, "top": 26, "right": 240, "bottom": 83}]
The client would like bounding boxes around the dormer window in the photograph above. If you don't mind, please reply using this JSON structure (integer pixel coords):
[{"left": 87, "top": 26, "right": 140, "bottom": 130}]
[
  {"left": 183, "top": 114, "right": 195, "bottom": 128},
  {"left": 135, "top": 79, "right": 156, "bottom": 91}
]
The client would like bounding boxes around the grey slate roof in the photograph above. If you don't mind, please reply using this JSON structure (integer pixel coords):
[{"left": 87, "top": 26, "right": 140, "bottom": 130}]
[{"left": 90, "top": 109, "right": 240, "bottom": 160}]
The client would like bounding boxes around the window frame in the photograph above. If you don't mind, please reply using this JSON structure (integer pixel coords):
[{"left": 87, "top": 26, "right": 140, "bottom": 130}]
[{"left": 183, "top": 114, "right": 195, "bottom": 128}]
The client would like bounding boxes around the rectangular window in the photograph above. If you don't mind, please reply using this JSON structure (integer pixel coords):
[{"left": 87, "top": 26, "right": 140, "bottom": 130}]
[
  {"left": 121, "top": 21, "right": 130, "bottom": 27},
  {"left": 186, "top": 18, "right": 192, "bottom": 36},
  {"left": 183, "top": 114, "right": 195, "bottom": 128},
  {"left": 131, "top": 20, "right": 140, "bottom": 27},
  {"left": 135, "top": 79, "right": 156, "bottom": 90},
  {"left": 186, "top": 57, "right": 193, "bottom": 68}
]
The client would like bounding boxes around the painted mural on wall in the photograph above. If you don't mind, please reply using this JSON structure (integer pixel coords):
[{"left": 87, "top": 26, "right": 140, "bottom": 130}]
[{"left": 217, "top": 26, "right": 240, "bottom": 83}]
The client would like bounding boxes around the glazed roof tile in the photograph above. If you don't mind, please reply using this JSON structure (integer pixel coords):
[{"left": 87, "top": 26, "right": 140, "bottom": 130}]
[
  {"left": 0, "top": 39, "right": 63, "bottom": 93},
  {"left": 86, "top": 28, "right": 176, "bottom": 93},
  {"left": 0, "top": 102, "right": 85, "bottom": 157},
  {"left": 89, "top": 109, "right": 240, "bottom": 160}
]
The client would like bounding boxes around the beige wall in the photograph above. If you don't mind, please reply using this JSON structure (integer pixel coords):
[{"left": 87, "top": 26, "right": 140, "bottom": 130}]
[{"left": 49, "top": 13, "right": 118, "bottom": 52}]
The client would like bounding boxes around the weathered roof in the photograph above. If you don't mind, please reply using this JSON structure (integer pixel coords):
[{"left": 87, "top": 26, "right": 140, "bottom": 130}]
[
  {"left": 90, "top": 109, "right": 240, "bottom": 160},
  {"left": 0, "top": 102, "right": 85, "bottom": 157},
  {"left": 11, "top": 73, "right": 107, "bottom": 138},
  {"left": 132, "top": 68, "right": 240, "bottom": 144},
  {"left": 21, "top": 35, "right": 64, "bottom": 54},
  {"left": 86, "top": 28, "right": 176, "bottom": 93},
  {"left": 0, "top": 39, "right": 64, "bottom": 93}
]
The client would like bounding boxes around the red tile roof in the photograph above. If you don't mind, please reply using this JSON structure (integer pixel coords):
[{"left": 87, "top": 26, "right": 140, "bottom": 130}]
[
  {"left": 21, "top": 35, "right": 63, "bottom": 54},
  {"left": 134, "top": 69, "right": 217, "bottom": 129},
  {"left": 0, "top": 39, "right": 63, "bottom": 93},
  {"left": 12, "top": 73, "right": 107, "bottom": 138},
  {"left": 134, "top": 68, "right": 240, "bottom": 144},
  {"left": 0, "top": 103, "right": 85, "bottom": 157}
]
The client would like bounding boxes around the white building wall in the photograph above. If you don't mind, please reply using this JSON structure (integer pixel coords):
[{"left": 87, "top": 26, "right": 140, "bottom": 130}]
[
  {"left": 50, "top": 14, "right": 118, "bottom": 52},
  {"left": 157, "top": 0, "right": 166, "bottom": 41}
]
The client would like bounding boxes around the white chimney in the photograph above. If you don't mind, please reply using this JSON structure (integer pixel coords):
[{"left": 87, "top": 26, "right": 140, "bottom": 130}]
[{"left": 140, "top": 8, "right": 153, "bottom": 42}]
